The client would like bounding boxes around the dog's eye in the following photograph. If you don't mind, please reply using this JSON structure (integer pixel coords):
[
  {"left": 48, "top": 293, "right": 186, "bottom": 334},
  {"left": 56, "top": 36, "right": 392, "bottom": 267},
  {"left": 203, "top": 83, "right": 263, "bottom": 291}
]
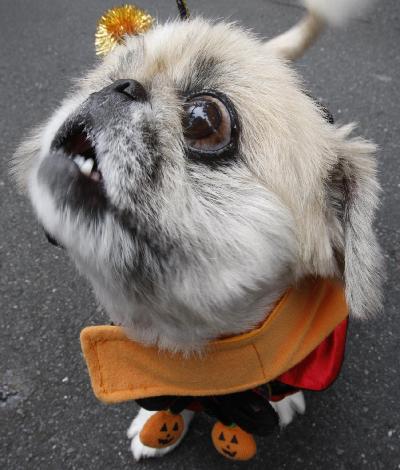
[{"left": 182, "top": 95, "right": 233, "bottom": 153}]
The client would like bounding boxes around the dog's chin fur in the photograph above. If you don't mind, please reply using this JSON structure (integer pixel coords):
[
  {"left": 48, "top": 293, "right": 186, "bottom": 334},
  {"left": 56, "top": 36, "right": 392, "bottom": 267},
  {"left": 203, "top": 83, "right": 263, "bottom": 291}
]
[{"left": 12, "top": 16, "right": 382, "bottom": 353}]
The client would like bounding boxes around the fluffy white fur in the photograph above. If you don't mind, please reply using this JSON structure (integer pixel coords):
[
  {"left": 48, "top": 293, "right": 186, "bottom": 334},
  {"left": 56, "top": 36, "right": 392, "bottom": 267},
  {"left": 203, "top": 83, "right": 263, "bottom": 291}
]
[
  {"left": 12, "top": 0, "right": 382, "bottom": 461},
  {"left": 270, "top": 392, "right": 306, "bottom": 427}
]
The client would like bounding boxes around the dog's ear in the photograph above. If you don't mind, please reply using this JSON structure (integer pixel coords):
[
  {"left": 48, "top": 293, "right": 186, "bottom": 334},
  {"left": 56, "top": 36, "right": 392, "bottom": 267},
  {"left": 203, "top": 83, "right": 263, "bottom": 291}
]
[{"left": 327, "top": 127, "right": 383, "bottom": 318}]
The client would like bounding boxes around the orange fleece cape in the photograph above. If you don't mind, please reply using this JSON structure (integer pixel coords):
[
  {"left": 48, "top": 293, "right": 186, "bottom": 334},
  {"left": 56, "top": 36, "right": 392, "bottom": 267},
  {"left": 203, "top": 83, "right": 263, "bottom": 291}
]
[{"left": 80, "top": 278, "right": 348, "bottom": 404}]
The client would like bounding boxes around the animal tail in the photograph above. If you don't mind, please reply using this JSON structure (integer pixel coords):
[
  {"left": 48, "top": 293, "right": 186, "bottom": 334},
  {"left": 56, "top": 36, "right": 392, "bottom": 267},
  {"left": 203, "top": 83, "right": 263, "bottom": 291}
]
[{"left": 266, "top": 0, "right": 375, "bottom": 60}]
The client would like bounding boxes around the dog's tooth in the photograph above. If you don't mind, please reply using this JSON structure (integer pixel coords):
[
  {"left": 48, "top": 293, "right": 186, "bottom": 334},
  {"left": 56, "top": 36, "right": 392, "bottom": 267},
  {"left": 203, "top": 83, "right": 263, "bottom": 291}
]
[
  {"left": 73, "top": 156, "right": 85, "bottom": 168},
  {"left": 80, "top": 158, "right": 94, "bottom": 176}
]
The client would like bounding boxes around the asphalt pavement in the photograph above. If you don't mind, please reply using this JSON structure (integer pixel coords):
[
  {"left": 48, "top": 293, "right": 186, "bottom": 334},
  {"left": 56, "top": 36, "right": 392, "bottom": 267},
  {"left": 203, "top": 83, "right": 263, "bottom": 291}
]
[{"left": 1, "top": 0, "right": 399, "bottom": 469}]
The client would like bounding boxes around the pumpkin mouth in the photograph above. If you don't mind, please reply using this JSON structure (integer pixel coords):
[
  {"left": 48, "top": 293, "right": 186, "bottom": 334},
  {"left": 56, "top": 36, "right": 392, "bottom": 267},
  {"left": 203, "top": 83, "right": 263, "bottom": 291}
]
[
  {"left": 222, "top": 448, "right": 237, "bottom": 458},
  {"left": 158, "top": 437, "right": 175, "bottom": 446}
]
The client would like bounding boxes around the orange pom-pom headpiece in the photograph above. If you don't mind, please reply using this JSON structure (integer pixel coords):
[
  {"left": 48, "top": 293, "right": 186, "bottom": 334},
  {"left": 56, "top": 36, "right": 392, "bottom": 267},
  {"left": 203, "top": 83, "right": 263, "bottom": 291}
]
[{"left": 95, "top": 4, "right": 154, "bottom": 56}]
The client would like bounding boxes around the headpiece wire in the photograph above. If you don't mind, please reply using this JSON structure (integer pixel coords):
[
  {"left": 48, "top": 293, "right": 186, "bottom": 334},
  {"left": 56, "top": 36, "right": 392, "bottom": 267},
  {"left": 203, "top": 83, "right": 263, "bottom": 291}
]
[{"left": 176, "top": 0, "right": 190, "bottom": 20}]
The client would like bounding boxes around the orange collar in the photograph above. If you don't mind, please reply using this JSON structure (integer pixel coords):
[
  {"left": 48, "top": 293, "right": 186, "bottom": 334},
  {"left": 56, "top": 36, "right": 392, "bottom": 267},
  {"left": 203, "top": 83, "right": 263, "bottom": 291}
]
[{"left": 80, "top": 278, "right": 348, "bottom": 404}]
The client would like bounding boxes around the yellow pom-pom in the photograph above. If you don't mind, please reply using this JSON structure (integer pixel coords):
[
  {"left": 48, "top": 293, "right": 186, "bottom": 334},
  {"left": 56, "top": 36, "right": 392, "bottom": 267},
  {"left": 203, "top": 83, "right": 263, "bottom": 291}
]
[{"left": 95, "top": 4, "right": 154, "bottom": 56}]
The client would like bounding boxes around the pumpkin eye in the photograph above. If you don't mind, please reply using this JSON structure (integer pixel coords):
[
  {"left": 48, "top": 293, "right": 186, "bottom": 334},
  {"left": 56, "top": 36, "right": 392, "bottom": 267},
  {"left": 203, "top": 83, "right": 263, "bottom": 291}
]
[
  {"left": 173, "top": 422, "right": 179, "bottom": 431},
  {"left": 160, "top": 423, "right": 168, "bottom": 432},
  {"left": 218, "top": 432, "right": 225, "bottom": 441},
  {"left": 231, "top": 435, "right": 238, "bottom": 444},
  {"left": 182, "top": 94, "right": 235, "bottom": 156}
]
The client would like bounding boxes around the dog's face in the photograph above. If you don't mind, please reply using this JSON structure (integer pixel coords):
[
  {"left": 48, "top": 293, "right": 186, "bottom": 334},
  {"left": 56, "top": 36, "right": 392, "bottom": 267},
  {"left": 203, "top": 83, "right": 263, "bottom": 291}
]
[{"left": 13, "top": 19, "right": 382, "bottom": 351}]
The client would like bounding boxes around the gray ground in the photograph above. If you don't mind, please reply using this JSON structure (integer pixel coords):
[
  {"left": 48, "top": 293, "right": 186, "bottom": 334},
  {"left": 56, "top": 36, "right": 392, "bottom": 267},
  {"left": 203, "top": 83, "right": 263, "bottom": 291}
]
[{"left": 1, "top": 0, "right": 399, "bottom": 469}]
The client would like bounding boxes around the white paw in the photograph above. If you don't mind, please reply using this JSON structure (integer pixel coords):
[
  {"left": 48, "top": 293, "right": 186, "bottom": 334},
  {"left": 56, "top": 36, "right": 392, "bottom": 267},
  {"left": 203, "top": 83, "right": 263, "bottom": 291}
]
[
  {"left": 270, "top": 391, "right": 306, "bottom": 427},
  {"left": 127, "top": 407, "right": 194, "bottom": 461}
]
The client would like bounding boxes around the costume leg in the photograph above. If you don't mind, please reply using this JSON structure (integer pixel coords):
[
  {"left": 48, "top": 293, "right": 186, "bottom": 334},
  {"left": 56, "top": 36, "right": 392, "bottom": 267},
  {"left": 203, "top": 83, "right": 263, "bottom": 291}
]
[{"left": 127, "top": 407, "right": 194, "bottom": 461}]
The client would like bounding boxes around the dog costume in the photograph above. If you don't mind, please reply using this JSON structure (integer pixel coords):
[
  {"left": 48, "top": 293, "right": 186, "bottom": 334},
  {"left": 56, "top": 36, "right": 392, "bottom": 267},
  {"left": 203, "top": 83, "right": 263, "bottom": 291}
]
[{"left": 81, "top": 277, "right": 348, "bottom": 460}]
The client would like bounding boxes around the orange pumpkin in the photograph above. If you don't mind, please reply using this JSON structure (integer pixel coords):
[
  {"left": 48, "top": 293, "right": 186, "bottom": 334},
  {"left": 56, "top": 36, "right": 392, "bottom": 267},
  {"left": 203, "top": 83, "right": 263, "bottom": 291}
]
[
  {"left": 139, "top": 410, "right": 184, "bottom": 448},
  {"left": 211, "top": 422, "right": 257, "bottom": 461}
]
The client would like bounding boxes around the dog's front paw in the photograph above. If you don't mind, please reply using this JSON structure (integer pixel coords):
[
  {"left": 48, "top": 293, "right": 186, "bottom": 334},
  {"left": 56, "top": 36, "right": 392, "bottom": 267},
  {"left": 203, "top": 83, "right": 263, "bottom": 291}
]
[
  {"left": 270, "top": 391, "right": 306, "bottom": 427},
  {"left": 127, "top": 407, "right": 194, "bottom": 461}
]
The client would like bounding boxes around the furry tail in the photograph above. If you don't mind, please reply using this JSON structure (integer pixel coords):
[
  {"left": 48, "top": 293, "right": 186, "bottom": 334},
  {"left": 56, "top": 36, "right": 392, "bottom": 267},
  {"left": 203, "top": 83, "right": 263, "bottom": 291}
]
[{"left": 266, "top": 0, "right": 374, "bottom": 60}]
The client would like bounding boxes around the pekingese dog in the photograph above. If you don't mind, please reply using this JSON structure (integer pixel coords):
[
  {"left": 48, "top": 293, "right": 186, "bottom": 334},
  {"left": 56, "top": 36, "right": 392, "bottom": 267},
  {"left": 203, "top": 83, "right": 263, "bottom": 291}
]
[{"left": 12, "top": 0, "right": 382, "bottom": 461}]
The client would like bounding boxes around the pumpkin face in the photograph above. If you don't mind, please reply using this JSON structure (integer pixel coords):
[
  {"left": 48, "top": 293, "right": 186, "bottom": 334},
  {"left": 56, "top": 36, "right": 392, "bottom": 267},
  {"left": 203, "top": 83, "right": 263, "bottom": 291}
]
[
  {"left": 139, "top": 410, "right": 184, "bottom": 448},
  {"left": 211, "top": 422, "right": 257, "bottom": 461}
]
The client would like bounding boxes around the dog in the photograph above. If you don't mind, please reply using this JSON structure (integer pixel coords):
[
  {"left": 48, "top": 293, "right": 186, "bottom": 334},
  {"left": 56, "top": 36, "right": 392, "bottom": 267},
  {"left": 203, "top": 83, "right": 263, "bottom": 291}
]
[{"left": 12, "top": 0, "right": 383, "bottom": 461}]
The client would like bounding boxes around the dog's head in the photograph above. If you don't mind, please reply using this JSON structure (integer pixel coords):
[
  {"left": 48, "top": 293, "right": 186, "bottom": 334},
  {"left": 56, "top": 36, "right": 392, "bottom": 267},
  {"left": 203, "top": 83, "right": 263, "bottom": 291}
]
[{"left": 13, "top": 15, "right": 382, "bottom": 350}]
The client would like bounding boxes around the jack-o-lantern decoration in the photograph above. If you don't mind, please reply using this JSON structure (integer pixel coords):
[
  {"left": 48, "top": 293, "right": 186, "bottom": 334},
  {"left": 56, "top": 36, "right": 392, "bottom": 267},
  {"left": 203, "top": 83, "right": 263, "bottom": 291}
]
[
  {"left": 211, "top": 422, "right": 257, "bottom": 461},
  {"left": 139, "top": 410, "right": 184, "bottom": 449}
]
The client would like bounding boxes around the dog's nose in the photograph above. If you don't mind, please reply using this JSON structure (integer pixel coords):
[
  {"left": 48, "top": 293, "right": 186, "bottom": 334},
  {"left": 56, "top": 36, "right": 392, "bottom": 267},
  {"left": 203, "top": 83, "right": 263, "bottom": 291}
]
[
  {"left": 113, "top": 79, "right": 148, "bottom": 101},
  {"left": 99, "top": 79, "right": 148, "bottom": 102}
]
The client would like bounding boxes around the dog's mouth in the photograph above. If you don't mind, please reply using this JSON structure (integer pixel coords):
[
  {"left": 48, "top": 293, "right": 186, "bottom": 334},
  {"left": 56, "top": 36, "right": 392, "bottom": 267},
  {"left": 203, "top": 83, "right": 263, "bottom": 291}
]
[
  {"left": 41, "top": 119, "right": 109, "bottom": 217},
  {"left": 57, "top": 124, "right": 102, "bottom": 182}
]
